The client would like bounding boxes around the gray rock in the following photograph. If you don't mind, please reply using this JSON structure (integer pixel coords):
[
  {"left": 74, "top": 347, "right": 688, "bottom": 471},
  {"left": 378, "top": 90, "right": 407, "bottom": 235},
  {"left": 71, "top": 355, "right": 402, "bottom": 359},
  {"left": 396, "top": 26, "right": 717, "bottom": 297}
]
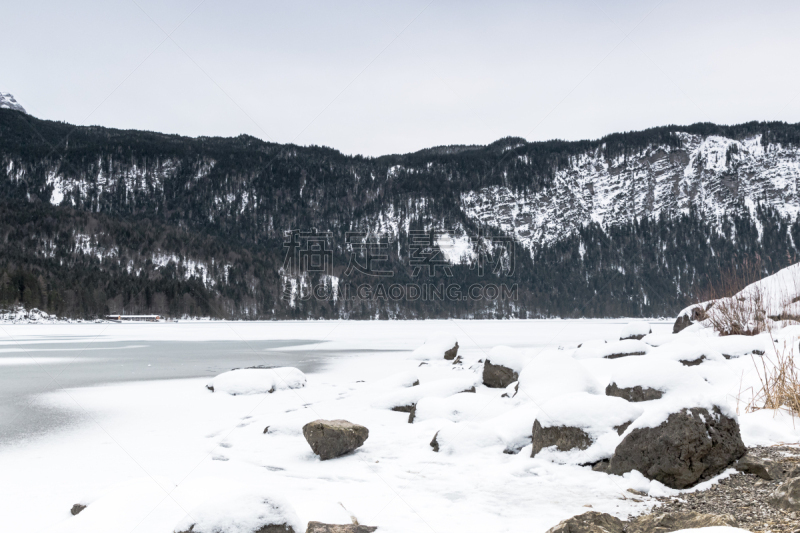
[
  {"left": 605, "top": 350, "right": 646, "bottom": 360},
  {"left": 305, "top": 522, "right": 377, "bottom": 533},
  {"left": 302, "top": 420, "right": 369, "bottom": 460},
  {"left": 608, "top": 407, "right": 746, "bottom": 489},
  {"left": 531, "top": 420, "right": 593, "bottom": 457},
  {"left": 735, "top": 453, "right": 776, "bottom": 480},
  {"left": 679, "top": 356, "right": 706, "bottom": 366},
  {"left": 544, "top": 511, "right": 624, "bottom": 533},
  {"left": 605, "top": 383, "right": 663, "bottom": 402},
  {"left": 614, "top": 421, "right": 632, "bottom": 436},
  {"left": 627, "top": 511, "right": 737, "bottom": 533},
  {"left": 390, "top": 404, "right": 415, "bottom": 414},
  {"left": 430, "top": 431, "right": 440, "bottom": 452},
  {"left": 444, "top": 342, "right": 459, "bottom": 360},
  {"left": 482, "top": 359, "right": 519, "bottom": 388},
  {"left": 592, "top": 460, "right": 610, "bottom": 473},
  {"left": 407, "top": 405, "right": 417, "bottom": 424},
  {"left": 70, "top": 504, "right": 86, "bottom": 516},
  {"left": 672, "top": 314, "right": 692, "bottom": 334},
  {"left": 769, "top": 477, "right": 800, "bottom": 512}
]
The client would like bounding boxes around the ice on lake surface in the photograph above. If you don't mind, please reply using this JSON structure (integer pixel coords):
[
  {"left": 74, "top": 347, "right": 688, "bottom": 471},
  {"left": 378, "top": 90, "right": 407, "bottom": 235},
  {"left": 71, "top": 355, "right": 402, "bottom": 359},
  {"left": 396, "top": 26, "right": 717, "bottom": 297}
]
[{"left": 0, "top": 319, "right": 797, "bottom": 533}]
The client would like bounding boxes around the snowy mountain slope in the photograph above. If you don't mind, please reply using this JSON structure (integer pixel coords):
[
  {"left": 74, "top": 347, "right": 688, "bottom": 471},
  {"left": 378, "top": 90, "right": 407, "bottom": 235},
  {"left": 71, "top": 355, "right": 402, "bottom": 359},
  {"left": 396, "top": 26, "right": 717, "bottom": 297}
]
[
  {"left": 463, "top": 133, "right": 800, "bottom": 249},
  {"left": 0, "top": 93, "right": 26, "bottom": 113}
]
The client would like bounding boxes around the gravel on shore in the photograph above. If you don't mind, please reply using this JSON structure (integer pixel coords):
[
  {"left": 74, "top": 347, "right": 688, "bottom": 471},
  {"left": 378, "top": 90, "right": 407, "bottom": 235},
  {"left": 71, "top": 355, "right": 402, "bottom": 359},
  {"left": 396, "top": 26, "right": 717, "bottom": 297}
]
[{"left": 626, "top": 445, "right": 800, "bottom": 533}]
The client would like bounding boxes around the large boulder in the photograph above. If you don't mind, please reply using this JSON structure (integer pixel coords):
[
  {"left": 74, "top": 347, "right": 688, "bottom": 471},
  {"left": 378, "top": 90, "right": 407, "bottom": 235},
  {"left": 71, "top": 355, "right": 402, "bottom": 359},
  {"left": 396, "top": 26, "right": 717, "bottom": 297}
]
[
  {"left": 544, "top": 511, "right": 624, "bottom": 533},
  {"left": 531, "top": 420, "right": 593, "bottom": 457},
  {"left": 608, "top": 407, "right": 746, "bottom": 489},
  {"left": 483, "top": 359, "right": 519, "bottom": 388},
  {"left": 605, "top": 383, "right": 663, "bottom": 402},
  {"left": 627, "top": 511, "right": 737, "bottom": 533},
  {"left": 768, "top": 477, "right": 800, "bottom": 512},
  {"left": 306, "top": 523, "right": 377, "bottom": 532},
  {"left": 302, "top": 420, "right": 369, "bottom": 460}
]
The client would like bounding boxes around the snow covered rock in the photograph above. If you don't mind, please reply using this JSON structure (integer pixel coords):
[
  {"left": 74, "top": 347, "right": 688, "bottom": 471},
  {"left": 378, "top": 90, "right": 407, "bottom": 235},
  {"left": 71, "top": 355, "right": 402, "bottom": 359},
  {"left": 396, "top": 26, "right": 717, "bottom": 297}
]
[
  {"left": 173, "top": 489, "right": 302, "bottom": 533},
  {"left": 605, "top": 383, "right": 663, "bottom": 402},
  {"left": 207, "top": 367, "right": 306, "bottom": 395},
  {"left": 517, "top": 351, "right": 602, "bottom": 404},
  {"left": 482, "top": 346, "right": 525, "bottom": 388},
  {"left": 302, "top": 419, "right": 369, "bottom": 460},
  {"left": 605, "top": 357, "right": 710, "bottom": 399},
  {"left": 482, "top": 360, "right": 518, "bottom": 388},
  {"left": 373, "top": 375, "right": 480, "bottom": 413},
  {"left": 530, "top": 393, "right": 643, "bottom": 459},
  {"left": 305, "top": 523, "right": 377, "bottom": 532},
  {"left": 543, "top": 511, "right": 624, "bottom": 533},
  {"left": 620, "top": 321, "right": 652, "bottom": 341},
  {"left": 573, "top": 339, "right": 649, "bottom": 360},
  {"left": 627, "top": 511, "right": 737, "bottom": 533},
  {"left": 409, "top": 335, "right": 458, "bottom": 360},
  {"left": 608, "top": 407, "right": 746, "bottom": 489},
  {"left": 768, "top": 477, "right": 800, "bottom": 512},
  {"left": 531, "top": 421, "right": 592, "bottom": 457},
  {"left": 444, "top": 342, "right": 459, "bottom": 360}
]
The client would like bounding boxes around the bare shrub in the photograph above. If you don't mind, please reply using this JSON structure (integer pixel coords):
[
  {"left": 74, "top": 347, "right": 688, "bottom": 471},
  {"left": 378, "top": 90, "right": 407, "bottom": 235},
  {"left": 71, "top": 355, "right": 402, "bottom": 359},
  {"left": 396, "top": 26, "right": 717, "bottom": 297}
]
[
  {"left": 699, "top": 257, "right": 800, "bottom": 336},
  {"left": 700, "top": 257, "right": 767, "bottom": 336}
]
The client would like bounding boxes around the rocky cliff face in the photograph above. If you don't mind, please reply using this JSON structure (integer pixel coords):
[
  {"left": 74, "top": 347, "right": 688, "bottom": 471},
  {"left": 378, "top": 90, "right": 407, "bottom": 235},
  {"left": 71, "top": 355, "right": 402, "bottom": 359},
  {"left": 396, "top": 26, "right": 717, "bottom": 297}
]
[{"left": 463, "top": 134, "right": 799, "bottom": 249}]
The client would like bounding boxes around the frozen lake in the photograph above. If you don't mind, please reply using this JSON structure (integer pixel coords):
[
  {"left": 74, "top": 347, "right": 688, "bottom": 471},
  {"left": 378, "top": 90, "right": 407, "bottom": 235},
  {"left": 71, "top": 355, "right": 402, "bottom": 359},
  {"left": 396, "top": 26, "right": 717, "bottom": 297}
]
[
  {"left": 0, "top": 319, "right": 660, "bottom": 445},
  {"left": 0, "top": 335, "right": 337, "bottom": 444}
]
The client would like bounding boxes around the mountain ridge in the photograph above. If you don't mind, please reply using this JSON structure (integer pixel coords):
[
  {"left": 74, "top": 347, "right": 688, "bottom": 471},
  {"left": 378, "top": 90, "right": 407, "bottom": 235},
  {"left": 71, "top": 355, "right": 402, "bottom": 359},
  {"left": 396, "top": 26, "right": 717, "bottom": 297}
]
[{"left": 2, "top": 107, "right": 800, "bottom": 319}]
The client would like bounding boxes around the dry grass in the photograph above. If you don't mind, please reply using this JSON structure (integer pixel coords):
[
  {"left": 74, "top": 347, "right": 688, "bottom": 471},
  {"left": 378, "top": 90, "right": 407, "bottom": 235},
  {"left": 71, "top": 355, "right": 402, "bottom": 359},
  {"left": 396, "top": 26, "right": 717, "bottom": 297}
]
[{"left": 745, "top": 336, "right": 800, "bottom": 419}]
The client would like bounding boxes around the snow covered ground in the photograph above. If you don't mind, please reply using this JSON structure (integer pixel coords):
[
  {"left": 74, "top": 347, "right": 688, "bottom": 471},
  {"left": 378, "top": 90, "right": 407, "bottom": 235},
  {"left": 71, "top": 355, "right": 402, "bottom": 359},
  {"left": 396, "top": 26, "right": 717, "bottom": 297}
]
[{"left": 0, "top": 319, "right": 798, "bottom": 533}]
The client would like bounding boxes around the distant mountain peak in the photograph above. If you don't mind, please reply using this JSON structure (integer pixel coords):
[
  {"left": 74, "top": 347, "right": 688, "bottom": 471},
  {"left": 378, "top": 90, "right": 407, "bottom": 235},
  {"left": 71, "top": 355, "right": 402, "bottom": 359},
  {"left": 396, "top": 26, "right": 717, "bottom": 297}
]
[{"left": 0, "top": 93, "right": 26, "bottom": 113}]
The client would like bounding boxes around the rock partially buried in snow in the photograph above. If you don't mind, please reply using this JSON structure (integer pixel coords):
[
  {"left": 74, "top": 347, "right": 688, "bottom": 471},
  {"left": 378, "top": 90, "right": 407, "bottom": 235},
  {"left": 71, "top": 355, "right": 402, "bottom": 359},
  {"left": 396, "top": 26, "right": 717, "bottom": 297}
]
[
  {"left": 70, "top": 503, "right": 86, "bottom": 516},
  {"left": 430, "top": 431, "right": 440, "bottom": 452},
  {"left": 531, "top": 420, "right": 593, "bottom": 457},
  {"left": 608, "top": 407, "right": 746, "bottom": 489},
  {"left": 305, "top": 522, "right": 377, "bottom": 532},
  {"left": 620, "top": 321, "right": 652, "bottom": 341},
  {"left": 443, "top": 342, "right": 459, "bottom": 360},
  {"left": 173, "top": 489, "right": 302, "bottom": 533},
  {"left": 543, "top": 511, "right": 624, "bottom": 533},
  {"left": 573, "top": 339, "right": 649, "bottom": 360},
  {"left": 482, "top": 359, "right": 518, "bottom": 388},
  {"left": 768, "top": 477, "right": 800, "bottom": 512},
  {"left": 302, "top": 420, "right": 369, "bottom": 460},
  {"left": 626, "top": 511, "right": 737, "bottom": 533},
  {"left": 207, "top": 367, "right": 306, "bottom": 395},
  {"left": 409, "top": 335, "right": 459, "bottom": 360},
  {"left": 605, "top": 382, "right": 663, "bottom": 402}
]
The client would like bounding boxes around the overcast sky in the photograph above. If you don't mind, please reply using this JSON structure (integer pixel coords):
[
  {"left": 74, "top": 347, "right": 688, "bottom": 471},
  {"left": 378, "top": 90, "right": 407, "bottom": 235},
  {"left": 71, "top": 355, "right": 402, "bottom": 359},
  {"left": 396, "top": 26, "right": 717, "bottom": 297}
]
[{"left": 3, "top": 0, "right": 800, "bottom": 156}]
